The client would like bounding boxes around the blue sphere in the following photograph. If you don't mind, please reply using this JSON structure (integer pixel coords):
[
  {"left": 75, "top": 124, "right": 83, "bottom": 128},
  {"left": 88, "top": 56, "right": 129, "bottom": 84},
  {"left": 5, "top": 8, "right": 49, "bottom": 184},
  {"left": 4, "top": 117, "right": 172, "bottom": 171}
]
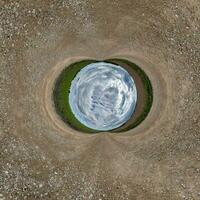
[{"left": 69, "top": 62, "right": 137, "bottom": 131}]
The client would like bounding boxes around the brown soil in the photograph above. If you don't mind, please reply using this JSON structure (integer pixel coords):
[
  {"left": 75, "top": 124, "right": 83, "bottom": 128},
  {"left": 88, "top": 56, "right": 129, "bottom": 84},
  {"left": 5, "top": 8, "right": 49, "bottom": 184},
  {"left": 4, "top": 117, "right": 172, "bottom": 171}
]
[{"left": 0, "top": 0, "right": 200, "bottom": 199}]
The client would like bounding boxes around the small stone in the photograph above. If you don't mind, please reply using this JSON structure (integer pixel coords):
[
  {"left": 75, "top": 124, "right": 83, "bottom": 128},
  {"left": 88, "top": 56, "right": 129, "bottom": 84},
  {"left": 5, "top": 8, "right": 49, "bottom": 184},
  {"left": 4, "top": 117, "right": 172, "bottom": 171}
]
[
  {"left": 32, "top": 9, "right": 36, "bottom": 14},
  {"left": 181, "top": 183, "right": 186, "bottom": 189}
]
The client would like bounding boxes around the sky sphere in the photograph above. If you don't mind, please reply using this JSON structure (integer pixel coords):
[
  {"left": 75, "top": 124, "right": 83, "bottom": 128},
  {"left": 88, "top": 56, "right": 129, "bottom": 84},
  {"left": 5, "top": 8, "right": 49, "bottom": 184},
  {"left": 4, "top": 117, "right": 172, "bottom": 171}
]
[{"left": 69, "top": 62, "right": 137, "bottom": 131}]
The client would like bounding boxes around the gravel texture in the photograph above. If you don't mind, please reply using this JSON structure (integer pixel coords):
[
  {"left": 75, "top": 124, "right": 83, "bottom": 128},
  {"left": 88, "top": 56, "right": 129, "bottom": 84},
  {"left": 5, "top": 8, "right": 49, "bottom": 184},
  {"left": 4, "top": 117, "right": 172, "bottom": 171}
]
[{"left": 0, "top": 0, "right": 200, "bottom": 199}]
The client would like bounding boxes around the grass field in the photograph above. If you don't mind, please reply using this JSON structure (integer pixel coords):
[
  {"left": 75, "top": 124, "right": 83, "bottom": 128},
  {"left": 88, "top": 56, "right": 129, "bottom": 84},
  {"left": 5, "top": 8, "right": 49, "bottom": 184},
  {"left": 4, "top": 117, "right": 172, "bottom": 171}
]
[
  {"left": 53, "top": 60, "right": 98, "bottom": 133},
  {"left": 53, "top": 59, "right": 153, "bottom": 133}
]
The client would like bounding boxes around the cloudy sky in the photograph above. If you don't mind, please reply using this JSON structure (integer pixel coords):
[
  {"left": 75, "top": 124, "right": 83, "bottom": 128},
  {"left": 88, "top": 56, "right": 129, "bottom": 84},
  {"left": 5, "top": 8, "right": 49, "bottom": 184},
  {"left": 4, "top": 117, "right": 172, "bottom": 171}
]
[{"left": 69, "top": 62, "right": 137, "bottom": 131}]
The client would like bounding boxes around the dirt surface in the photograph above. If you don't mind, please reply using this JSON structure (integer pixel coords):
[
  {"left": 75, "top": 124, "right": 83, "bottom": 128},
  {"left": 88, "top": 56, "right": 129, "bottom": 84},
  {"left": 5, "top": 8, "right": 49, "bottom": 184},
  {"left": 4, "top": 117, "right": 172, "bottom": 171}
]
[{"left": 0, "top": 0, "right": 200, "bottom": 199}]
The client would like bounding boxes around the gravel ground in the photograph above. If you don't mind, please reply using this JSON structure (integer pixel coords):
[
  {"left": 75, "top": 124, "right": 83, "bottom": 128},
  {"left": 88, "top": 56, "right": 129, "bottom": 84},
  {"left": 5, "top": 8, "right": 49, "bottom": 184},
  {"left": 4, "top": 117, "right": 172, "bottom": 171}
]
[{"left": 0, "top": 0, "right": 200, "bottom": 199}]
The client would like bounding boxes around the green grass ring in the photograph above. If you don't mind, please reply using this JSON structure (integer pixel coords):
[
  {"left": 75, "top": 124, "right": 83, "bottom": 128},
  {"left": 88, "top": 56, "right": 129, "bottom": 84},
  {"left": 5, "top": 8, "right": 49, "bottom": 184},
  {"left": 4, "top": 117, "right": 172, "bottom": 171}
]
[{"left": 53, "top": 59, "right": 153, "bottom": 133}]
